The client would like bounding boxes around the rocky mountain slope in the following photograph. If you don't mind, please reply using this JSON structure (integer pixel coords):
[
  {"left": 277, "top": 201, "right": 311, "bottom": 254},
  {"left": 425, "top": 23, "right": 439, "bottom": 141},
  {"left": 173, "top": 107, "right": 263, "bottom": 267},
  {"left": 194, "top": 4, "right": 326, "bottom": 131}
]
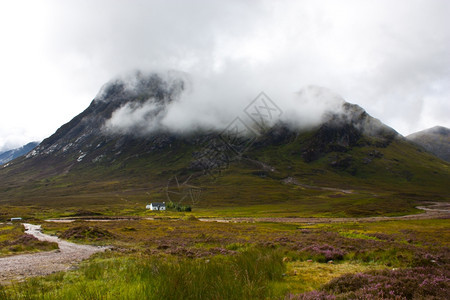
[
  {"left": 0, "top": 72, "right": 448, "bottom": 215},
  {"left": 407, "top": 126, "right": 450, "bottom": 162}
]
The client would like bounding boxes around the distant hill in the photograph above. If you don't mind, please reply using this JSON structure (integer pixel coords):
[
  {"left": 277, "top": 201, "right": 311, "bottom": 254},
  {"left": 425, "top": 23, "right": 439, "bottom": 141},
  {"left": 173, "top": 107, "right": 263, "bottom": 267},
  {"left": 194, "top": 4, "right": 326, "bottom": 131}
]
[
  {"left": 0, "top": 142, "right": 39, "bottom": 165},
  {"left": 407, "top": 126, "right": 450, "bottom": 162}
]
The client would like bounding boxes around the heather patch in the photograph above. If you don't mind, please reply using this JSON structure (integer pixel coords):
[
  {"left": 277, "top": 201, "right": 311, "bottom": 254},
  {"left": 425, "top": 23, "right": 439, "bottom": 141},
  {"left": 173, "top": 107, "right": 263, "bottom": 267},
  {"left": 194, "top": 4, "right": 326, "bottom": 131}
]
[
  {"left": 298, "top": 244, "right": 346, "bottom": 262},
  {"left": 291, "top": 267, "right": 449, "bottom": 299},
  {"left": 60, "top": 225, "right": 115, "bottom": 241}
]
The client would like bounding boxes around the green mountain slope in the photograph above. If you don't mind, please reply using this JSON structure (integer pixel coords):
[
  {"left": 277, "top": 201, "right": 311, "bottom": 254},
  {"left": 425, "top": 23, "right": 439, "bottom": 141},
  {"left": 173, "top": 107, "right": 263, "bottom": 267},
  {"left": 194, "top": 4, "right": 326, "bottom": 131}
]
[{"left": 0, "top": 73, "right": 448, "bottom": 217}]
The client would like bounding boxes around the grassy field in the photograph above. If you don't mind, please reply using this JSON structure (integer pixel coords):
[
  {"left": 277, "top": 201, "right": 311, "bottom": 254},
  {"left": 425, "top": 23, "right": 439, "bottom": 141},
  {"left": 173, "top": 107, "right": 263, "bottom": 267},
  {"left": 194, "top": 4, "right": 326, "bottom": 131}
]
[
  {"left": 0, "top": 186, "right": 433, "bottom": 221},
  {"left": 0, "top": 217, "right": 448, "bottom": 299}
]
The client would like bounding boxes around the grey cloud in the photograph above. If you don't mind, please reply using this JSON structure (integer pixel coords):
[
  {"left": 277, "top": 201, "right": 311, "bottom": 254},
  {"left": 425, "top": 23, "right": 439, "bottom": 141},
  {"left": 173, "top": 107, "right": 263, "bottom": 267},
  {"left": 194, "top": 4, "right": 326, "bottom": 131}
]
[{"left": 62, "top": 0, "right": 447, "bottom": 137}]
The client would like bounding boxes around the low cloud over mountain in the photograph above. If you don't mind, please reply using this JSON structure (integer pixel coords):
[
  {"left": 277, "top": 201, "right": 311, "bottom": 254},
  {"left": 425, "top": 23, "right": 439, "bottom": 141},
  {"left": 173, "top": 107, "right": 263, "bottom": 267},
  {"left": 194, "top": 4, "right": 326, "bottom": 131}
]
[{"left": 99, "top": 71, "right": 348, "bottom": 137}]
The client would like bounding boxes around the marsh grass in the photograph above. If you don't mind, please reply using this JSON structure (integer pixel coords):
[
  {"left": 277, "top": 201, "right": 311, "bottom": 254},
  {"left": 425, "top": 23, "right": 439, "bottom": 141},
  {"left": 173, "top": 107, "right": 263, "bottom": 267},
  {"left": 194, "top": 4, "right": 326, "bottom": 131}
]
[{"left": 2, "top": 247, "right": 286, "bottom": 300}]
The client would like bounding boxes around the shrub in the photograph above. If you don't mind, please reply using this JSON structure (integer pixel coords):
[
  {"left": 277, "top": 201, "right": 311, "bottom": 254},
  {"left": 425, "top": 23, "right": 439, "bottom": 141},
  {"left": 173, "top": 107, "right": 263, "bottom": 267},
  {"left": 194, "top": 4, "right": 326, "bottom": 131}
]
[
  {"left": 166, "top": 202, "right": 192, "bottom": 212},
  {"left": 60, "top": 226, "right": 114, "bottom": 241},
  {"left": 299, "top": 244, "right": 346, "bottom": 262}
]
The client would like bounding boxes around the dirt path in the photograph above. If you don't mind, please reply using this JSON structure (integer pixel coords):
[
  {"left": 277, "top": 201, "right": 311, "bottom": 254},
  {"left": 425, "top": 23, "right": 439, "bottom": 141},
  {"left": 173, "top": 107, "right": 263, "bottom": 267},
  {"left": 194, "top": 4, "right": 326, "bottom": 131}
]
[
  {"left": 198, "top": 202, "right": 450, "bottom": 224},
  {"left": 0, "top": 224, "right": 108, "bottom": 284},
  {"left": 281, "top": 177, "right": 354, "bottom": 194}
]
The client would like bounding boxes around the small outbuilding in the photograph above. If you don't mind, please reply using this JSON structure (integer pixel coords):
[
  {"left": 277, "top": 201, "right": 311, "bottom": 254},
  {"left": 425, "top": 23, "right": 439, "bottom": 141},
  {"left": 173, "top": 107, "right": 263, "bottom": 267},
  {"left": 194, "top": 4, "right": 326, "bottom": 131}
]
[
  {"left": 10, "top": 217, "right": 22, "bottom": 221},
  {"left": 146, "top": 202, "right": 166, "bottom": 211}
]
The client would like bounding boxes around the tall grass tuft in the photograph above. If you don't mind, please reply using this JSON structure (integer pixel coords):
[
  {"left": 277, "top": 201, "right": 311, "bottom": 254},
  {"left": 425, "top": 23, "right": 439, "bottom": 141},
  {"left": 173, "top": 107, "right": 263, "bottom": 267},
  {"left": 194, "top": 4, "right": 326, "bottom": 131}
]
[{"left": 1, "top": 247, "right": 286, "bottom": 300}]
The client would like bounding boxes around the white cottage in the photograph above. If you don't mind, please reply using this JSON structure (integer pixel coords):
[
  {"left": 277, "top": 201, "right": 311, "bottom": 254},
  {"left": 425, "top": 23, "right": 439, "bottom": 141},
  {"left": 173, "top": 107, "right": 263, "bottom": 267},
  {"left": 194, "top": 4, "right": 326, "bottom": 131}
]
[{"left": 146, "top": 202, "right": 166, "bottom": 211}]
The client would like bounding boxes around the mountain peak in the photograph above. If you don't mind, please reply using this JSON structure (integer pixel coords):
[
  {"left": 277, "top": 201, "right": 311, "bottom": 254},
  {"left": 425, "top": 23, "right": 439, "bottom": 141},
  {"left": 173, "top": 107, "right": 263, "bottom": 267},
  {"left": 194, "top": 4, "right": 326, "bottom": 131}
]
[
  {"left": 322, "top": 101, "right": 398, "bottom": 140},
  {"left": 95, "top": 70, "right": 187, "bottom": 105},
  {"left": 424, "top": 126, "right": 449, "bottom": 136}
]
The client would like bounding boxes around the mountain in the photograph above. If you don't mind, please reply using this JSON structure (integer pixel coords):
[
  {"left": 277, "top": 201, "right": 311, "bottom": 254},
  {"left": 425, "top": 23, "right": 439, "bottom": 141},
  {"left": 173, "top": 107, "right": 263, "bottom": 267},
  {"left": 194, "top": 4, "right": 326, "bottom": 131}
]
[
  {"left": 0, "top": 72, "right": 448, "bottom": 216},
  {"left": 406, "top": 126, "right": 450, "bottom": 162},
  {"left": 0, "top": 142, "right": 39, "bottom": 165}
]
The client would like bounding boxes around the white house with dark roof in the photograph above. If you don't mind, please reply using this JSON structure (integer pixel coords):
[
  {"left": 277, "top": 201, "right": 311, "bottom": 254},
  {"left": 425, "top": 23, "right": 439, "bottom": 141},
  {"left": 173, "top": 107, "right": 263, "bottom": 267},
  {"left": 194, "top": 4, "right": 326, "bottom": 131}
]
[{"left": 146, "top": 202, "right": 166, "bottom": 211}]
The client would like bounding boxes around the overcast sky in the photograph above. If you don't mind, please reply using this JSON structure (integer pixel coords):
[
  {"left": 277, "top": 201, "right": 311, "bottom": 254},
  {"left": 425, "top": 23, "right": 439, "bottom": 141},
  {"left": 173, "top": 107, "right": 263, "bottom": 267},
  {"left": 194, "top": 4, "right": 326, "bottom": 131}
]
[{"left": 1, "top": 0, "right": 449, "bottom": 151}]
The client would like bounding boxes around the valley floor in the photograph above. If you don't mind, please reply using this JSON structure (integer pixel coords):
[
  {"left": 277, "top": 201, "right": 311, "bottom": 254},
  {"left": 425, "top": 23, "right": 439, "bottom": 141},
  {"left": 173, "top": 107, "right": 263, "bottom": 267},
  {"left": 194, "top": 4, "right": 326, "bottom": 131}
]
[
  {"left": 41, "top": 201, "right": 449, "bottom": 224},
  {"left": 0, "top": 203, "right": 448, "bottom": 299}
]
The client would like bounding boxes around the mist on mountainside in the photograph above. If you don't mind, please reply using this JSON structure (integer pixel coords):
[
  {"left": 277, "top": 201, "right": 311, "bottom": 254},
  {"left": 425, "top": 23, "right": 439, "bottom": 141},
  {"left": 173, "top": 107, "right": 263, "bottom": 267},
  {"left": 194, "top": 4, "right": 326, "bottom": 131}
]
[{"left": 99, "top": 71, "right": 350, "bottom": 137}]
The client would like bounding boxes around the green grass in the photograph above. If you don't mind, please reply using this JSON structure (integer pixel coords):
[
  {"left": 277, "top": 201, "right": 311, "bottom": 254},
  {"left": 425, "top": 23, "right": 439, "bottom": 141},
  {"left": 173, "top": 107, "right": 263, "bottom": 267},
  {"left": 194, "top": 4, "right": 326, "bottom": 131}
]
[
  {"left": 276, "top": 261, "right": 386, "bottom": 294},
  {"left": 0, "top": 224, "right": 23, "bottom": 244},
  {"left": 1, "top": 248, "right": 286, "bottom": 300},
  {"left": 338, "top": 231, "right": 381, "bottom": 240}
]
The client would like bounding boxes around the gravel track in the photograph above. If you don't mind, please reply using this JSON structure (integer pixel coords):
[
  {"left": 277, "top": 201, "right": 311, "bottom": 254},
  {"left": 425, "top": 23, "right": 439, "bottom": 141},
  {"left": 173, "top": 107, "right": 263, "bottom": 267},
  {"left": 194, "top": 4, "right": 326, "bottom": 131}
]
[{"left": 0, "top": 224, "right": 108, "bottom": 284}]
